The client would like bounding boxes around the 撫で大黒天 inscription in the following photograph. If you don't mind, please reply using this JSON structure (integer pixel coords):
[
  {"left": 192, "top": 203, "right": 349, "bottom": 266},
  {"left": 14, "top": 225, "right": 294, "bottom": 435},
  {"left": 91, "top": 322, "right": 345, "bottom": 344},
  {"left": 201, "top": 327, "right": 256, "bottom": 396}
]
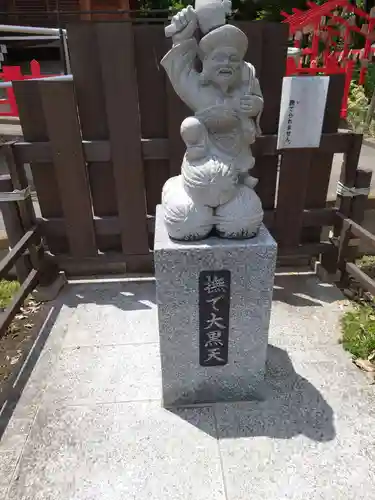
[{"left": 199, "top": 270, "right": 231, "bottom": 366}]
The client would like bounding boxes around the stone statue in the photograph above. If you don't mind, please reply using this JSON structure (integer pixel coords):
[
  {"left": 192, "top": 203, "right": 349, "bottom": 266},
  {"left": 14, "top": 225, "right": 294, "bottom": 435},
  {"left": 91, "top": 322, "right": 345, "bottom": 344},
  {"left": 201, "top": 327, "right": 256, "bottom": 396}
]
[{"left": 161, "top": 1, "right": 264, "bottom": 241}]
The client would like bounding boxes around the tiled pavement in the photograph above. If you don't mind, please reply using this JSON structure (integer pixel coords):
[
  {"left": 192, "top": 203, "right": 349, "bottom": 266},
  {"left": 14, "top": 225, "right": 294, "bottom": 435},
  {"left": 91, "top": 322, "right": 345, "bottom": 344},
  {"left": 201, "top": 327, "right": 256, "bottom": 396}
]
[{"left": 1, "top": 274, "right": 375, "bottom": 500}]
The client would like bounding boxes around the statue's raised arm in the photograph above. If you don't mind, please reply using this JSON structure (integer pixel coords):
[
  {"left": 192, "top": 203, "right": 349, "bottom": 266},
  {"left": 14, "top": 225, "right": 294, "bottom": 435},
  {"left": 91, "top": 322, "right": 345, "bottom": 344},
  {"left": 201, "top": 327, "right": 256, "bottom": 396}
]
[
  {"left": 160, "top": 1, "right": 265, "bottom": 242},
  {"left": 161, "top": 6, "right": 200, "bottom": 111}
]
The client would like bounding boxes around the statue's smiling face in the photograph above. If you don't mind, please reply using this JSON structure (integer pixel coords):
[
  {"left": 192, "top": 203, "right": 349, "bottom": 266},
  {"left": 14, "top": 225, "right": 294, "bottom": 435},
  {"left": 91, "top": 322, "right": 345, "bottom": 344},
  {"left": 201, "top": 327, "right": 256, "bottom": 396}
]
[{"left": 203, "top": 47, "right": 241, "bottom": 88}]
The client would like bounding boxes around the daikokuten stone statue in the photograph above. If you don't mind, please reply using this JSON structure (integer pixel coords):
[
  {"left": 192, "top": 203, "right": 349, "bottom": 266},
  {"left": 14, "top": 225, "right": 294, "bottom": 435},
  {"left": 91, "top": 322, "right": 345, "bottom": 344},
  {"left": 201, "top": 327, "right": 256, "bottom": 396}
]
[{"left": 161, "top": 1, "right": 264, "bottom": 240}]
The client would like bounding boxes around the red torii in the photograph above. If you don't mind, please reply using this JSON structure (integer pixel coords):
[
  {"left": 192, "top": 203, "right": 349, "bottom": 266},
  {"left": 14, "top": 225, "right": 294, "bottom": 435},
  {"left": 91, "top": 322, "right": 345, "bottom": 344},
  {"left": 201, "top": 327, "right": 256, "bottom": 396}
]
[
  {"left": 282, "top": 0, "right": 350, "bottom": 34},
  {"left": 283, "top": 0, "right": 375, "bottom": 117},
  {"left": 283, "top": 0, "right": 375, "bottom": 79}
]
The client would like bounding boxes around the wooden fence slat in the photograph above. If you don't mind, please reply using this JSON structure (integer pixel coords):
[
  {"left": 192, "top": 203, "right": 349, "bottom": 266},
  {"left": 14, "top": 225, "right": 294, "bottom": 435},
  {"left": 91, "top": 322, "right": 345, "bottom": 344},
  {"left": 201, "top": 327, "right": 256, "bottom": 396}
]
[
  {"left": 13, "top": 132, "right": 356, "bottom": 165},
  {"left": 350, "top": 168, "right": 373, "bottom": 224},
  {"left": 3, "top": 142, "right": 35, "bottom": 231},
  {"left": 12, "top": 81, "right": 62, "bottom": 218},
  {"left": 134, "top": 24, "right": 170, "bottom": 219},
  {"left": 0, "top": 268, "right": 39, "bottom": 339},
  {"left": 336, "top": 133, "right": 364, "bottom": 225},
  {"left": 345, "top": 262, "right": 375, "bottom": 296},
  {"left": 67, "top": 23, "right": 108, "bottom": 140},
  {"left": 337, "top": 213, "right": 375, "bottom": 250},
  {"left": 321, "top": 133, "right": 364, "bottom": 274},
  {"left": 259, "top": 23, "right": 288, "bottom": 134},
  {"left": 96, "top": 22, "right": 149, "bottom": 255},
  {"left": 0, "top": 227, "right": 38, "bottom": 279},
  {"left": 135, "top": 25, "right": 167, "bottom": 139},
  {"left": 166, "top": 79, "right": 190, "bottom": 178},
  {"left": 39, "top": 207, "right": 335, "bottom": 241},
  {"left": 55, "top": 253, "right": 153, "bottom": 277},
  {"left": 0, "top": 175, "right": 31, "bottom": 281},
  {"left": 275, "top": 150, "right": 313, "bottom": 248},
  {"left": 39, "top": 80, "right": 97, "bottom": 258},
  {"left": 164, "top": 31, "right": 191, "bottom": 178},
  {"left": 338, "top": 168, "right": 373, "bottom": 278},
  {"left": 67, "top": 22, "right": 119, "bottom": 251},
  {"left": 234, "top": 21, "right": 263, "bottom": 75},
  {"left": 0, "top": 150, "right": 59, "bottom": 287},
  {"left": 303, "top": 74, "right": 345, "bottom": 243},
  {"left": 255, "top": 23, "right": 288, "bottom": 210},
  {"left": 12, "top": 80, "right": 66, "bottom": 254}
]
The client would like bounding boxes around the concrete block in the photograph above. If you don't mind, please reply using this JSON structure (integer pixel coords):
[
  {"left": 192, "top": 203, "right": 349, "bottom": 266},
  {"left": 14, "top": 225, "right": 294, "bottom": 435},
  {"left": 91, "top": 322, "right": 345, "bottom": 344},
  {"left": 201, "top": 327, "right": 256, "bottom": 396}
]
[
  {"left": 154, "top": 206, "right": 277, "bottom": 405},
  {"left": 32, "top": 272, "right": 67, "bottom": 302}
]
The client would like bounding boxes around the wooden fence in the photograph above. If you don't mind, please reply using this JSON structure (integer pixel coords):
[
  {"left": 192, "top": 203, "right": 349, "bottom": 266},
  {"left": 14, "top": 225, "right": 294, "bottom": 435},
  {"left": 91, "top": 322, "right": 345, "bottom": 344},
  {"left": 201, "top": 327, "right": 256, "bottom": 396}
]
[
  {"left": 0, "top": 144, "right": 59, "bottom": 336},
  {"left": 1, "top": 21, "right": 369, "bottom": 275}
]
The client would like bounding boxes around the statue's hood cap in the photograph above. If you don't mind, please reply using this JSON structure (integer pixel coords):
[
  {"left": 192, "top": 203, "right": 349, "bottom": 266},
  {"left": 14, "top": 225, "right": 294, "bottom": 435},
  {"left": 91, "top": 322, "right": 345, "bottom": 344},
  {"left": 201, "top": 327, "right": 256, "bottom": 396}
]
[{"left": 199, "top": 24, "right": 248, "bottom": 58}]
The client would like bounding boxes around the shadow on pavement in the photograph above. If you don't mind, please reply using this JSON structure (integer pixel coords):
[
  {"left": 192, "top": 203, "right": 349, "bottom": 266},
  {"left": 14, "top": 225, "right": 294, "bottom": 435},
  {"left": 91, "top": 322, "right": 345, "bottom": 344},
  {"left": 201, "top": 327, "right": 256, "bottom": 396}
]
[
  {"left": 61, "top": 280, "right": 156, "bottom": 312},
  {"left": 171, "top": 345, "right": 335, "bottom": 443},
  {"left": 0, "top": 302, "right": 59, "bottom": 440},
  {"left": 272, "top": 273, "right": 343, "bottom": 307}
]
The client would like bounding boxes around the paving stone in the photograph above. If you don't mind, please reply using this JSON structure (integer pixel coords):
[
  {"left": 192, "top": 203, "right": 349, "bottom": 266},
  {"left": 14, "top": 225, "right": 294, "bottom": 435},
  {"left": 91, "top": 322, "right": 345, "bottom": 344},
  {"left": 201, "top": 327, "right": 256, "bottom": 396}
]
[
  {"left": 214, "top": 343, "right": 375, "bottom": 500},
  {"left": 6, "top": 402, "right": 225, "bottom": 500},
  {"left": 1, "top": 404, "right": 37, "bottom": 452},
  {"left": 217, "top": 427, "right": 375, "bottom": 500},
  {"left": 0, "top": 450, "right": 18, "bottom": 495},
  {"left": 61, "top": 281, "right": 156, "bottom": 313},
  {"left": 44, "top": 344, "right": 162, "bottom": 404},
  {"left": 265, "top": 345, "right": 365, "bottom": 398},
  {"left": 269, "top": 274, "right": 347, "bottom": 351},
  {"left": 2, "top": 274, "right": 374, "bottom": 500},
  {"left": 63, "top": 283, "right": 158, "bottom": 347},
  {"left": 0, "top": 485, "right": 8, "bottom": 499}
]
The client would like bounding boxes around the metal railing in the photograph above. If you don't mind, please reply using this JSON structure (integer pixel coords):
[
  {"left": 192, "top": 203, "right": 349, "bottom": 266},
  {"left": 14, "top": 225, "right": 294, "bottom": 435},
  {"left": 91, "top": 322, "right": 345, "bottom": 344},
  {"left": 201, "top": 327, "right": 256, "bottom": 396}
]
[{"left": 0, "top": 23, "right": 70, "bottom": 73}]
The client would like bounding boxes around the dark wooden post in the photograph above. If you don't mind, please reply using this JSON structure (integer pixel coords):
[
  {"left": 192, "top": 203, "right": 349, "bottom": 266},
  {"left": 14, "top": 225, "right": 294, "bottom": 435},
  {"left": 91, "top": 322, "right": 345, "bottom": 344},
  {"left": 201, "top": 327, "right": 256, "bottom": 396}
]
[
  {"left": 2, "top": 143, "right": 62, "bottom": 292},
  {"left": 350, "top": 169, "right": 373, "bottom": 225},
  {"left": 338, "top": 168, "right": 373, "bottom": 287},
  {"left": 275, "top": 149, "right": 313, "bottom": 249},
  {"left": 0, "top": 175, "right": 31, "bottom": 282},
  {"left": 321, "top": 133, "right": 363, "bottom": 274}
]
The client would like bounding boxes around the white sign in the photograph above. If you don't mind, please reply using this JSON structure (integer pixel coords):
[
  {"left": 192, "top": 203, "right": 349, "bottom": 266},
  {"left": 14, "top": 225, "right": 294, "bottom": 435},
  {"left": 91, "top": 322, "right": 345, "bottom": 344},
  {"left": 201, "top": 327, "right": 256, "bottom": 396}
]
[{"left": 277, "top": 76, "right": 330, "bottom": 149}]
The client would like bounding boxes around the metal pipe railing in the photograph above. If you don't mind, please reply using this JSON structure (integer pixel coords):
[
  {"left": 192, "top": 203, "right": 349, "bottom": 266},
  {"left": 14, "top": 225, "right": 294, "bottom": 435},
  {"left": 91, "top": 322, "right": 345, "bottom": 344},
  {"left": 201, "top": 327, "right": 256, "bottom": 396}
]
[
  {"left": 0, "top": 36, "right": 60, "bottom": 41},
  {"left": 0, "top": 24, "right": 66, "bottom": 35},
  {"left": 0, "top": 75, "right": 73, "bottom": 89}
]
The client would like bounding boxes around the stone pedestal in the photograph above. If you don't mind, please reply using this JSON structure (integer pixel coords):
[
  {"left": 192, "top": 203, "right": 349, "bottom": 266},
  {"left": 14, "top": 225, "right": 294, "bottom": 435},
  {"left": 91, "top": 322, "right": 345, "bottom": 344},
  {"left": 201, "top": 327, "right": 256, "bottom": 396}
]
[{"left": 154, "top": 206, "right": 277, "bottom": 406}]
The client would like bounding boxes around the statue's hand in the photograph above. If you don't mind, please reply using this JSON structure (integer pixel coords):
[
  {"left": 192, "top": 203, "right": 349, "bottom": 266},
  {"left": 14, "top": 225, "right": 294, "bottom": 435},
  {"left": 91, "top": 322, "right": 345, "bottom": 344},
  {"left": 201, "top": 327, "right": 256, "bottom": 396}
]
[
  {"left": 237, "top": 94, "right": 263, "bottom": 116},
  {"left": 222, "top": 0, "right": 232, "bottom": 16},
  {"left": 167, "top": 5, "right": 198, "bottom": 43}
]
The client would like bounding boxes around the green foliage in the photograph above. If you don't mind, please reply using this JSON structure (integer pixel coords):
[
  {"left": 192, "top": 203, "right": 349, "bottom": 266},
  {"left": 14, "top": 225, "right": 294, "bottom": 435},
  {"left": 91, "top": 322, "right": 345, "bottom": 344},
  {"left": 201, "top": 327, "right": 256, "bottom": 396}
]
[
  {"left": 341, "top": 304, "right": 375, "bottom": 359},
  {"left": 136, "top": 0, "right": 367, "bottom": 22},
  {"left": 0, "top": 280, "right": 20, "bottom": 309},
  {"left": 138, "top": 0, "right": 190, "bottom": 16},
  {"left": 136, "top": 0, "right": 369, "bottom": 22},
  {"left": 169, "top": 0, "right": 191, "bottom": 12},
  {"left": 347, "top": 78, "right": 369, "bottom": 131},
  {"left": 137, "top": 0, "right": 313, "bottom": 20},
  {"left": 357, "top": 255, "right": 375, "bottom": 279},
  {"left": 363, "top": 63, "right": 375, "bottom": 100},
  {"left": 232, "top": 0, "right": 309, "bottom": 21}
]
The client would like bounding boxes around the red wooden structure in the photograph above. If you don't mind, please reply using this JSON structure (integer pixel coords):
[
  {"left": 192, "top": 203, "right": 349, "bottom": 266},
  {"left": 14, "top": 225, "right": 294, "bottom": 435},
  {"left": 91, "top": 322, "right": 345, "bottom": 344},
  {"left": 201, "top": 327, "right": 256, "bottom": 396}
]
[
  {"left": 0, "top": 60, "right": 55, "bottom": 117},
  {"left": 283, "top": 0, "right": 375, "bottom": 117}
]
